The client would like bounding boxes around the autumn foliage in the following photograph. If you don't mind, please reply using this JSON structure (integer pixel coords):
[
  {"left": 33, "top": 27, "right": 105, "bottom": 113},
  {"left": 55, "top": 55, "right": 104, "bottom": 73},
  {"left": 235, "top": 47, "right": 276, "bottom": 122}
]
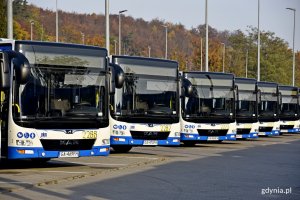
[{"left": 0, "top": 1, "right": 299, "bottom": 86}]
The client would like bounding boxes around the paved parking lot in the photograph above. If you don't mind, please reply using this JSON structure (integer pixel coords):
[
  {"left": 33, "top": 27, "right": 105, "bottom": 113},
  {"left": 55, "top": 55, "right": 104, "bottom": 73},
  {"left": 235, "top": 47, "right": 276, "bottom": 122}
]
[{"left": 0, "top": 134, "right": 299, "bottom": 199}]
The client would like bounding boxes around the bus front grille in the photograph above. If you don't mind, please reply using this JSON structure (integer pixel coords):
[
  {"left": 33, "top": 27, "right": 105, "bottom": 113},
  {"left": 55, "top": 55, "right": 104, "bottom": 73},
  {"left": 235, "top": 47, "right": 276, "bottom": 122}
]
[
  {"left": 237, "top": 129, "right": 251, "bottom": 135},
  {"left": 40, "top": 139, "right": 96, "bottom": 151},
  {"left": 280, "top": 125, "right": 294, "bottom": 130},
  {"left": 197, "top": 129, "right": 228, "bottom": 136},
  {"left": 130, "top": 131, "right": 170, "bottom": 140},
  {"left": 258, "top": 127, "right": 273, "bottom": 132}
]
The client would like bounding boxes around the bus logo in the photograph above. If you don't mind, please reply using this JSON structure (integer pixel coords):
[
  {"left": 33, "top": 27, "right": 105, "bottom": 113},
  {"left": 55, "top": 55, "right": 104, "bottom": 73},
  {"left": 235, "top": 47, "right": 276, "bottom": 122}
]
[
  {"left": 66, "top": 130, "right": 73, "bottom": 134},
  {"left": 148, "top": 124, "right": 154, "bottom": 127},
  {"left": 17, "top": 132, "right": 23, "bottom": 138},
  {"left": 24, "top": 132, "right": 29, "bottom": 139},
  {"left": 113, "top": 124, "right": 127, "bottom": 130},
  {"left": 40, "top": 132, "right": 47, "bottom": 138},
  {"left": 30, "top": 133, "right": 35, "bottom": 139},
  {"left": 144, "top": 132, "right": 158, "bottom": 136},
  {"left": 60, "top": 140, "right": 79, "bottom": 146}
]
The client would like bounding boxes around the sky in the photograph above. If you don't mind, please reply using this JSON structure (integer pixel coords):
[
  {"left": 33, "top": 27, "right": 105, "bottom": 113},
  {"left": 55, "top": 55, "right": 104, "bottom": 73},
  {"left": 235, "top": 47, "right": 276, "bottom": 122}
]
[{"left": 26, "top": 0, "right": 300, "bottom": 51}]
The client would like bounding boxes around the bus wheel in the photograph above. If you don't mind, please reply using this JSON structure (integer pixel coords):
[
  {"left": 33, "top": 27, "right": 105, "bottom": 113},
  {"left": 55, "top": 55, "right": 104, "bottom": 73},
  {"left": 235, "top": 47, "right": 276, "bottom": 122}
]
[
  {"left": 183, "top": 141, "right": 196, "bottom": 147},
  {"left": 31, "top": 158, "right": 51, "bottom": 164},
  {"left": 111, "top": 145, "right": 132, "bottom": 153}
]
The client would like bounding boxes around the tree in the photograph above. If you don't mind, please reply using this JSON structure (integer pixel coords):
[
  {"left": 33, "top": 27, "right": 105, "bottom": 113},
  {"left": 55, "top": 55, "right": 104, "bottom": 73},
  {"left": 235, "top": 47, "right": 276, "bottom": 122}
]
[{"left": 0, "top": 0, "right": 7, "bottom": 38}]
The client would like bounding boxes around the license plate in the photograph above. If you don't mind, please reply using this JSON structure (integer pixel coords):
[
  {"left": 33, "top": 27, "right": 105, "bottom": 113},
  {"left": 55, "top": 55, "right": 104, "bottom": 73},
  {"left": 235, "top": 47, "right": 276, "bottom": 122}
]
[
  {"left": 244, "top": 124, "right": 252, "bottom": 129},
  {"left": 236, "top": 135, "right": 243, "bottom": 138},
  {"left": 59, "top": 151, "right": 79, "bottom": 158},
  {"left": 207, "top": 136, "right": 219, "bottom": 141},
  {"left": 143, "top": 140, "right": 158, "bottom": 145}
]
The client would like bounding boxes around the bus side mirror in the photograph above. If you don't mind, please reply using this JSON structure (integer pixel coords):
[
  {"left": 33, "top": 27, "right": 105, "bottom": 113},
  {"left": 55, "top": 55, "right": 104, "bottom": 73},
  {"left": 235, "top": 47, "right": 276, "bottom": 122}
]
[
  {"left": 114, "top": 64, "right": 125, "bottom": 89},
  {"left": 13, "top": 52, "right": 31, "bottom": 85},
  {"left": 257, "top": 89, "right": 261, "bottom": 104},
  {"left": 182, "top": 78, "right": 193, "bottom": 97},
  {"left": 235, "top": 85, "right": 239, "bottom": 102},
  {"left": 109, "top": 63, "right": 125, "bottom": 95},
  {"left": 0, "top": 52, "right": 10, "bottom": 89},
  {"left": 278, "top": 92, "right": 282, "bottom": 105}
]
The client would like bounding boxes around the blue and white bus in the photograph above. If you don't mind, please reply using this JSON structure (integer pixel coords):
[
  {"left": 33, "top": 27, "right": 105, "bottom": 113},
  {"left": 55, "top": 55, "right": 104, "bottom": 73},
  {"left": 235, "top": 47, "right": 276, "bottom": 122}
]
[
  {"left": 109, "top": 56, "right": 180, "bottom": 153},
  {"left": 180, "top": 72, "right": 236, "bottom": 145},
  {"left": 278, "top": 85, "right": 300, "bottom": 134},
  {"left": 257, "top": 81, "right": 280, "bottom": 136},
  {"left": 235, "top": 78, "right": 259, "bottom": 139},
  {"left": 0, "top": 40, "right": 112, "bottom": 161}
]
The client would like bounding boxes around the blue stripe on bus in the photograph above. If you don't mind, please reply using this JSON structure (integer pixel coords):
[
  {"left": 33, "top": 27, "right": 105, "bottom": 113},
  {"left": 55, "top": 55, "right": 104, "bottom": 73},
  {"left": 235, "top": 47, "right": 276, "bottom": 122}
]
[
  {"left": 7, "top": 145, "right": 110, "bottom": 159},
  {"left": 110, "top": 136, "right": 180, "bottom": 146}
]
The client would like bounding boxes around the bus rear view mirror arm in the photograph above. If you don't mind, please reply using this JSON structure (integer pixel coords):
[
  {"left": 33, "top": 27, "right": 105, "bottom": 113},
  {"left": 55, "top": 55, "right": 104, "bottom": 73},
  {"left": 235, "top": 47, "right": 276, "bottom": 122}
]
[{"left": 0, "top": 52, "right": 10, "bottom": 89}]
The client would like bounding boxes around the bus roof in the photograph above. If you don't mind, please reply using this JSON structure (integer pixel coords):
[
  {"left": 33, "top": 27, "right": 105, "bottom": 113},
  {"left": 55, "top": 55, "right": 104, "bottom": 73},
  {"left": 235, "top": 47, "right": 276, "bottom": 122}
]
[
  {"left": 111, "top": 55, "right": 178, "bottom": 68},
  {"left": 257, "top": 81, "right": 278, "bottom": 88},
  {"left": 14, "top": 40, "right": 107, "bottom": 52},
  {"left": 278, "top": 85, "right": 298, "bottom": 91},
  {"left": 235, "top": 77, "right": 257, "bottom": 84},
  {"left": 183, "top": 71, "right": 234, "bottom": 80}
]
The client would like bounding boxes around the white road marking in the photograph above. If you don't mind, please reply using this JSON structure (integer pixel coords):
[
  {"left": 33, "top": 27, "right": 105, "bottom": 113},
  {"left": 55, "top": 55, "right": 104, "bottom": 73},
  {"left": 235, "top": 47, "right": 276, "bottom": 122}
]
[
  {"left": 111, "top": 156, "right": 159, "bottom": 160},
  {"left": 18, "top": 170, "right": 87, "bottom": 174},
  {"left": 0, "top": 182, "right": 32, "bottom": 184},
  {"left": 67, "top": 162, "right": 127, "bottom": 166}
]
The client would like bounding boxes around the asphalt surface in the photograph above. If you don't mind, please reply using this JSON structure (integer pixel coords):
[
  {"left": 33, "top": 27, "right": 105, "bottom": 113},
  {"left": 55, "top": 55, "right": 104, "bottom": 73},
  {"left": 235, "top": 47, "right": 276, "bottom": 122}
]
[{"left": 0, "top": 134, "right": 299, "bottom": 200}]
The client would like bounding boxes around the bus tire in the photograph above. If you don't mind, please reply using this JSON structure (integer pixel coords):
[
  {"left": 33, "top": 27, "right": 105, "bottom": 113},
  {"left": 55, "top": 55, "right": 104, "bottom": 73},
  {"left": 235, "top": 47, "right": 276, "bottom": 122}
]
[{"left": 111, "top": 145, "right": 132, "bottom": 153}]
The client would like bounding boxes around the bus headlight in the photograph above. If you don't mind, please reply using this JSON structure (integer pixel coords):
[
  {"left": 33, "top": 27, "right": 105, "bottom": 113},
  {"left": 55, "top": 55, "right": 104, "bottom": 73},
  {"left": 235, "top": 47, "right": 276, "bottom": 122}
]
[
  {"left": 102, "top": 139, "right": 110, "bottom": 145},
  {"left": 16, "top": 140, "right": 33, "bottom": 146},
  {"left": 175, "top": 132, "right": 180, "bottom": 137},
  {"left": 17, "top": 149, "right": 34, "bottom": 154}
]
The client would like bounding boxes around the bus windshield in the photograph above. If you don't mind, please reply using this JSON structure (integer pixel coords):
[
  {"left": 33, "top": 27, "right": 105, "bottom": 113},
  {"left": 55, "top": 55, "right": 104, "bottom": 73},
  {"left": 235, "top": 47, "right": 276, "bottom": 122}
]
[
  {"left": 183, "top": 85, "right": 234, "bottom": 118},
  {"left": 236, "top": 90, "right": 256, "bottom": 117},
  {"left": 11, "top": 44, "right": 108, "bottom": 129},
  {"left": 13, "top": 64, "right": 106, "bottom": 121},
  {"left": 113, "top": 74, "right": 177, "bottom": 117},
  {"left": 280, "top": 95, "right": 298, "bottom": 116},
  {"left": 259, "top": 93, "right": 278, "bottom": 117}
]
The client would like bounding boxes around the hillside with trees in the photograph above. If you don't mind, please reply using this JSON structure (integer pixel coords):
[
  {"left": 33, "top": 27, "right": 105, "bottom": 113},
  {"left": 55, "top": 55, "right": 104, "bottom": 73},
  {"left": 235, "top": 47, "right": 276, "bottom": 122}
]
[{"left": 0, "top": 0, "right": 299, "bottom": 86}]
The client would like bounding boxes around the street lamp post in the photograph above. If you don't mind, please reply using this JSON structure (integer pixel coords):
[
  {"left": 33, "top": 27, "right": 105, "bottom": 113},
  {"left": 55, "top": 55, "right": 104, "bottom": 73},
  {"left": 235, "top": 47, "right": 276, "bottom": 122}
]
[
  {"left": 56, "top": 0, "right": 58, "bottom": 42},
  {"left": 81, "top": 32, "right": 85, "bottom": 44},
  {"left": 148, "top": 46, "right": 151, "bottom": 57},
  {"left": 200, "top": 37, "right": 203, "bottom": 71},
  {"left": 119, "top": 10, "right": 128, "bottom": 55},
  {"left": 162, "top": 25, "right": 168, "bottom": 59},
  {"left": 7, "top": 0, "right": 13, "bottom": 39},
  {"left": 257, "top": 0, "right": 260, "bottom": 81},
  {"left": 205, "top": 0, "right": 209, "bottom": 72},
  {"left": 105, "top": 0, "right": 110, "bottom": 55},
  {"left": 114, "top": 40, "right": 117, "bottom": 55},
  {"left": 286, "top": 7, "right": 296, "bottom": 86},
  {"left": 41, "top": 24, "right": 44, "bottom": 41},
  {"left": 245, "top": 49, "right": 249, "bottom": 78},
  {"left": 221, "top": 43, "right": 225, "bottom": 73},
  {"left": 30, "top": 21, "right": 34, "bottom": 41}
]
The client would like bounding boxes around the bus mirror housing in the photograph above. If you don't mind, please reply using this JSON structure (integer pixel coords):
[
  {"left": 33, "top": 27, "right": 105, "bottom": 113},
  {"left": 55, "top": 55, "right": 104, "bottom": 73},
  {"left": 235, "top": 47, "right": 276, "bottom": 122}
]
[
  {"left": 13, "top": 52, "right": 31, "bottom": 85},
  {"left": 0, "top": 52, "right": 10, "bottom": 89},
  {"left": 109, "top": 63, "right": 125, "bottom": 95},
  {"left": 257, "top": 89, "right": 261, "bottom": 104},
  {"left": 114, "top": 64, "right": 125, "bottom": 89},
  {"left": 182, "top": 78, "right": 193, "bottom": 97},
  {"left": 235, "top": 85, "right": 239, "bottom": 102},
  {"left": 278, "top": 92, "right": 282, "bottom": 105}
]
